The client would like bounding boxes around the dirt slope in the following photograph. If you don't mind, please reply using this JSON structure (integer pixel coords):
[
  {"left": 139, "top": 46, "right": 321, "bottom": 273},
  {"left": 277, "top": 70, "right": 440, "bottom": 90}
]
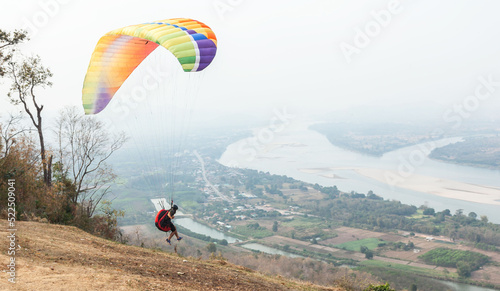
[{"left": 0, "top": 221, "right": 341, "bottom": 290}]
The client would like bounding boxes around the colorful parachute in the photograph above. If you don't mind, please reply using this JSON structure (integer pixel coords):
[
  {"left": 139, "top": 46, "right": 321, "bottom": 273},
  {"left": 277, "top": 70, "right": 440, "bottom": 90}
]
[{"left": 82, "top": 18, "right": 217, "bottom": 114}]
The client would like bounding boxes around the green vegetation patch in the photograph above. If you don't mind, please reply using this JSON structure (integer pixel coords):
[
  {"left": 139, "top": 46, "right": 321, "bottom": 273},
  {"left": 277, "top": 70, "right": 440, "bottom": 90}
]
[
  {"left": 430, "top": 136, "right": 500, "bottom": 170},
  {"left": 281, "top": 217, "right": 333, "bottom": 240},
  {"left": 407, "top": 209, "right": 426, "bottom": 219},
  {"left": 359, "top": 260, "right": 457, "bottom": 279},
  {"left": 335, "top": 238, "right": 384, "bottom": 252},
  {"left": 359, "top": 261, "right": 454, "bottom": 291},
  {"left": 419, "top": 247, "right": 489, "bottom": 270},
  {"left": 232, "top": 223, "right": 274, "bottom": 239},
  {"left": 281, "top": 217, "right": 327, "bottom": 231}
]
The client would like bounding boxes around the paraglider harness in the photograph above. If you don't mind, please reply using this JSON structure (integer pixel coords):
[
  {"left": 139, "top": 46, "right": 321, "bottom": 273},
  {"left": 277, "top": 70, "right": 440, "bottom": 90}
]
[{"left": 155, "top": 200, "right": 177, "bottom": 233}]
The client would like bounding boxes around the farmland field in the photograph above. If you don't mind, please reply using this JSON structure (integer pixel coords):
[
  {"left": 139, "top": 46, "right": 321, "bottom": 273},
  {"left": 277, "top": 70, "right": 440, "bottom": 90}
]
[{"left": 335, "top": 237, "right": 385, "bottom": 252}]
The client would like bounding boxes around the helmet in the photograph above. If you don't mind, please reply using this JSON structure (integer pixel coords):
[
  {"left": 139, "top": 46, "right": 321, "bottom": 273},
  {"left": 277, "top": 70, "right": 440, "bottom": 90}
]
[{"left": 172, "top": 205, "right": 178, "bottom": 210}]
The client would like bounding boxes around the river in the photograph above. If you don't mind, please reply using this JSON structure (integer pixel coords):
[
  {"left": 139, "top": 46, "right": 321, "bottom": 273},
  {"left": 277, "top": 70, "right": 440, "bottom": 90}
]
[
  {"left": 218, "top": 122, "right": 500, "bottom": 223},
  {"left": 437, "top": 280, "right": 497, "bottom": 291},
  {"left": 240, "top": 242, "right": 303, "bottom": 258},
  {"left": 175, "top": 217, "right": 303, "bottom": 258},
  {"left": 175, "top": 217, "right": 239, "bottom": 244}
]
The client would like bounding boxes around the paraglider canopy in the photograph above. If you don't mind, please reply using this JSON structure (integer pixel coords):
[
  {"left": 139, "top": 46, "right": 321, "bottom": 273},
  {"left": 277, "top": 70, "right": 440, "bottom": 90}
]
[{"left": 82, "top": 18, "right": 217, "bottom": 115}]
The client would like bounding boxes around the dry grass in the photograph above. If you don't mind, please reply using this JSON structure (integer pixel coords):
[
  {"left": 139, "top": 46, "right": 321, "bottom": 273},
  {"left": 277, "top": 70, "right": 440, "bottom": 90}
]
[{"left": 0, "top": 220, "right": 341, "bottom": 291}]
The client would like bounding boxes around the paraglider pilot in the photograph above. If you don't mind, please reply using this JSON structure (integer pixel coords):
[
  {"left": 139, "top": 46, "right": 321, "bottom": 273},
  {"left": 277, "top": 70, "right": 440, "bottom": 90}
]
[{"left": 155, "top": 205, "right": 182, "bottom": 245}]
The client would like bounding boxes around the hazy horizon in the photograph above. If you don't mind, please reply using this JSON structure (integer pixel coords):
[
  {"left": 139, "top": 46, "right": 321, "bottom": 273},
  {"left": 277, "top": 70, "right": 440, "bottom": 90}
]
[{"left": 1, "top": 0, "right": 500, "bottom": 131}]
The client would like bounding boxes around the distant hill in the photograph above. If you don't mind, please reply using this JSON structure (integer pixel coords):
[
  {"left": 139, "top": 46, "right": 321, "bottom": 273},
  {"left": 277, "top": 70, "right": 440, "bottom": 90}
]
[{"left": 0, "top": 221, "right": 340, "bottom": 290}]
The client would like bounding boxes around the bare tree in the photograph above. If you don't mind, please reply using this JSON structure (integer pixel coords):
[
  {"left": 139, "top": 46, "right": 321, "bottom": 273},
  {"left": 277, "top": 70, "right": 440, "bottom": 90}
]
[
  {"left": 0, "top": 113, "right": 31, "bottom": 157},
  {"left": 55, "top": 107, "right": 127, "bottom": 217},
  {"left": 7, "top": 55, "right": 53, "bottom": 186}
]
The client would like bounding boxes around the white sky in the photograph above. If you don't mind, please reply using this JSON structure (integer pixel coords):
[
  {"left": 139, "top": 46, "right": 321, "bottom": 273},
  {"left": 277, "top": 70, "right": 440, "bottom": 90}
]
[{"left": 1, "top": 0, "right": 500, "bottom": 126}]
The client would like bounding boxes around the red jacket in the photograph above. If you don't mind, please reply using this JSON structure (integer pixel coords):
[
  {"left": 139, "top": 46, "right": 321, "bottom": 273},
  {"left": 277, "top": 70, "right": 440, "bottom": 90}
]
[{"left": 155, "top": 209, "right": 171, "bottom": 232}]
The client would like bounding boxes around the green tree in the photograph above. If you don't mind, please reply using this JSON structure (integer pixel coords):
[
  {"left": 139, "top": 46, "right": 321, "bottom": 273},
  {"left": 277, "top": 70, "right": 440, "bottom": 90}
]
[
  {"left": 468, "top": 212, "right": 477, "bottom": 219},
  {"left": 0, "top": 29, "right": 28, "bottom": 77},
  {"left": 434, "top": 212, "right": 445, "bottom": 223},
  {"left": 365, "top": 250, "right": 374, "bottom": 259},
  {"left": 272, "top": 221, "right": 278, "bottom": 232},
  {"left": 207, "top": 242, "right": 217, "bottom": 254},
  {"left": 456, "top": 261, "right": 472, "bottom": 278},
  {"left": 423, "top": 208, "right": 435, "bottom": 216},
  {"left": 50, "top": 161, "right": 77, "bottom": 224},
  {"left": 364, "top": 283, "right": 395, "bottom": 291}
]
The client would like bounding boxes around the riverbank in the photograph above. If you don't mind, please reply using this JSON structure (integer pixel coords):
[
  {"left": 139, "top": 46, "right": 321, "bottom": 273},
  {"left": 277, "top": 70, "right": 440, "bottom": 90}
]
[
  {"left": 219, "top": 121, "right": 500, "bottom": 222},
  {"left": 429, "top": 136, "right": 500, "bottom": 171},
  {"left": 353, "top": 168, "right": 500, "bottom": 206}
]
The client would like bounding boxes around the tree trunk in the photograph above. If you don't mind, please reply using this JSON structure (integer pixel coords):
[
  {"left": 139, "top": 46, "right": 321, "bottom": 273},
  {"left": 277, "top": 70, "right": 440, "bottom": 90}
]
[
  {"left": 36, "top": 106, "right": 51, "bottom": 187},
  {"left": 47, "top": 155, "right": 52, "bottom": 186}
]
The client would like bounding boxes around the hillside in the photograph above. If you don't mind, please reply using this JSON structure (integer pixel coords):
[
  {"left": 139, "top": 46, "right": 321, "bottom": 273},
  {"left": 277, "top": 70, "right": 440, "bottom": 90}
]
[{"left": 0, "top": 220, "right": 340, "bottom": 291}]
